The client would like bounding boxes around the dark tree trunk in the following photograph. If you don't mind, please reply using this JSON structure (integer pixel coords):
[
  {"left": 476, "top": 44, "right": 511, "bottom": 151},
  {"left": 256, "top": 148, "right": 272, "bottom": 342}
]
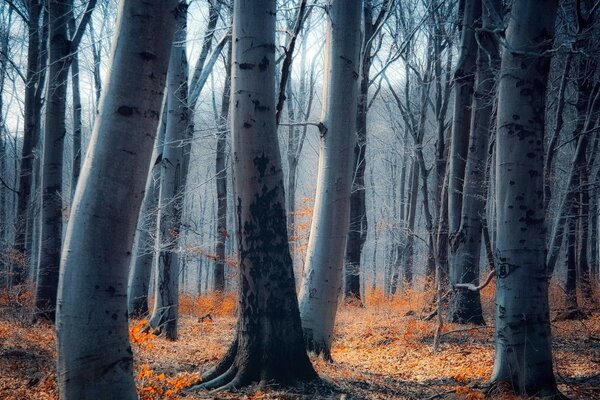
[
  {"left": 36, "top": 0, "right": 71, "bottom": 321},
  {"left": 193, "top": 0, "right": 317, "bottom": 389},
  {"left": 11, "top": 0, "right": 42, "bottom": 286},
  {"left": 213, "top": 43, "right": 231, "bottom": 293}
]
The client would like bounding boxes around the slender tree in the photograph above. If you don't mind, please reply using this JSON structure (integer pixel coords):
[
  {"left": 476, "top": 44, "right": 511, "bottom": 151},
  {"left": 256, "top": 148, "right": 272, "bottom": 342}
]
[
  {"left": 148, "top": 2, "right": 190, "bottom": 339},
  {"left": 447, "top": 0, "right": 483, "bottom": 324},
  {"left": 447, "top": 0, "right": 500, "bottom": 324},
  {"left": 298, "top": 0, "right": 362, "bottom": 359},
  {"left": 491, "top": 0, "right": 562, "bottom": 395},
  {"left": 55, "top": 0, "right": 177, "bottom": 397}
]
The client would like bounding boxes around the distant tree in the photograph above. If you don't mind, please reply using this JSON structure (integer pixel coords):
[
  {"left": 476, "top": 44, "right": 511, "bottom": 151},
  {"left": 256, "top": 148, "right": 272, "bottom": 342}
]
[
  {"left": 55, "top": 0, "right": 177, "bottom": 397},
  {"left": 491, "top": 0, "right": 562, "bottom": 395}
]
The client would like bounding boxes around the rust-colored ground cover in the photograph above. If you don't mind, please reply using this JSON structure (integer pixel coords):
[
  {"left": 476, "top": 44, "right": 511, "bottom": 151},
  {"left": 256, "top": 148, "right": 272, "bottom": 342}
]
[{"left": 1, "top": 286, "right": 599, "bottom": 399}]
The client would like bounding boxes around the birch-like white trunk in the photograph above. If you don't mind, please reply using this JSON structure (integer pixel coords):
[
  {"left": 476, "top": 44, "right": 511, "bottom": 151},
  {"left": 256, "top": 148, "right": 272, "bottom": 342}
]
[
  {"left": 56, "top": 1, "right": 176, "bottom": 398},
  {"left": 491, "top": 0, "right": 560, "bottom": 395},
  {"left": 297, "top": 0, "right": 362, "bottom": 359},
  {"left": 148, "top": 5, "right": 189, "bottom": 340}
]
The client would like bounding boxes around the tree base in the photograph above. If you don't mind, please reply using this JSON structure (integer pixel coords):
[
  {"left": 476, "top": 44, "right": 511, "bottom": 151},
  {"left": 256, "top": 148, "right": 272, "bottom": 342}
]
[
  {"left": 187, "top": 339, "right": 318, "bottom": 391},
  {"left": 487, "top": 379, "right": 568, "bottom": 399}
]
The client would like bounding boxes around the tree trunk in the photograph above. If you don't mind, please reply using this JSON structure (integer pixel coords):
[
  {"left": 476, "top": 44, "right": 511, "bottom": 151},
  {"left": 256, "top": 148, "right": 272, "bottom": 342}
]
[
  {"left": 127, "top": 109, "right": 167, "bottom": 317},
  {"left": 297, "top": 0, "right": 362, "bottom": 360},
  {"left": 35, "top": 0, "right": 72, "bottom": 321},
  {"left": 68, "top": 6, "right": 83, "bottom": 199},
  {"left": 403, "top": 157, "right": 420, "bottom": 288},
  {"left": 193, "top": 0, "right": 317, "bottom": 389},
  {"left": 56, "top": 0, "right": 177, "bottom": 397},
  {"left": 213, "top": 43, "right": 231, "bottom": 293},
  {"left": 345, "top": 0, "right": 378, "bottom": 303},
  {"left": 148, "top": 6, "right": 190, "bottom": 340},
  {"left": 447, "top": 0, "right": 499, "bottom": 325},
  {"left": 447, "top": 0, "right": 481, "bottom": 323},
  {"left": 11, "top": 0, "right": 42, "bottom": 286},
  {"left": 491, "top": 0, "right": 561, "bottom": 395}
]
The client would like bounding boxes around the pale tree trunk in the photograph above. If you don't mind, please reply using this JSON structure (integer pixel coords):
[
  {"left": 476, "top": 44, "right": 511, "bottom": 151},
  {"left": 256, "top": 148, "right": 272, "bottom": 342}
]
[
  {"left": 36, "top": 0, "right": 72, "bottom": 321},
  {"left": 11, "top": 0, "right": 42, "bottom": 286},
  {"left": 56, "top": 0, "right": 177, "bottom": 397},
  {"left": 297, "top": 0, "right": 362, "bottom": 360},
  {"left": 491, "top": 0, "right": 561, "bottom": 395},
  {"left": 148, "top": 5, "right": 190, "bottom": 340},
  {"left": 213, "top": 43, "right": 231, "bottom": 293},
  {"left": 191, "top": 0, "right": 316, "bottom": 389},
  {"left": 447, "top": 0, "right": 481, "bottom": 322},
  {"left": 447, "top": 0, "right": 499, "bottom": 324},
  {"left": 127, "top": 108, "right": 166, "bottom": 317},
  {"left": 402, "top": 157, "right": 419, "bottom": 289}
]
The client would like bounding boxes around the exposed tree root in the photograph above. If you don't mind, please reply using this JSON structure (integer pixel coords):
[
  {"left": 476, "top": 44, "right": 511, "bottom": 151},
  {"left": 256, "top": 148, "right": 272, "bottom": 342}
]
[{"left": 186, "top": 338, "right": 318, "bottom": 392}]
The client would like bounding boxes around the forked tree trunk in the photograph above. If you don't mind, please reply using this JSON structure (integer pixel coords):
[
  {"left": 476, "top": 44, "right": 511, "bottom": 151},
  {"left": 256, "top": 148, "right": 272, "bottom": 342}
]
[
  {"left": 297, "top": 0, "right": 362, "bottom": 360},
  {"left": 447, "top": 0, "right": 481, "bottom": 324},
  {"left": 148, "top": 5, "right": 190, "bottom": 340},
  {"left": 447, "top": 0, "right": 499, "bottom": 325},
  {"left": 491, "top": 0, "right": 561, "bottom": 395},
  {"left": 191, "top": 0, "right": 316, "bottom": 389},
  {"left": 36, "top": 0, "right": 72, "bottom": 321},
  {"left": 56, "top": 0, "right": 177, "bottom": 398}
]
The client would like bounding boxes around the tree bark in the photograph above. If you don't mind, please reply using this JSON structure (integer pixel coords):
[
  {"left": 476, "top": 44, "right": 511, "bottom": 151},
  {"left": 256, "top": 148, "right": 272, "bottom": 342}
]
[
  {"left": 192, "top": 0, "right": 317, "bottom": 389},
  {"left": 56, "top": 0, "right": 177, "bottom": 397},
  {"left": 447, "top": 0, "right": 499, "bottom": 325},
  {"left": 491, "top": 0, "right": 561, "bottom": 395},
  {"left": 213, "top": 42, "right": 231, "bottom": 293},
  {"left": 297, "top": 0, "right": 363, "bottom": 360},
  {"left": 148, "top": 5, "right": 190, "bottom": 340},
  {"left": 127, "top": 108, "right": 167, "bottom": 318},
  {"left": 35, "top": 0, "right": 72, "bottom": 321},
  {"left": 11, "top": 0, "right": 42, "bottom": 286},
  {"left": 447, "top": 0, "right": 481, "bottom": 323}
]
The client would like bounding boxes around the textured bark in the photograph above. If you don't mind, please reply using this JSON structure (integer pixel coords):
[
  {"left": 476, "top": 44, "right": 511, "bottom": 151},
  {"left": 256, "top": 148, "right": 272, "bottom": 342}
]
[
  {"left": 35, "top": 0, "right": 71, "bottom": 321},
  {"left": 11, "top": 0, "right": 42, "bottom": 286},
  {"left": 403, "top": 158, "right": 419, "bottom": 288},
  {"left": 192, "top": 0, "right": 317, "bottom": 389},
  {"left": 297, "top": 0, "right": 362, "bottom": 359},
  {"left": 447, "top": 0, "right": 481, "bottom": 323},
  {"left": 447, "top": 0, "right": 499, "bottom": 325},
  {"left": 491, "top": 0, "right": 561, "bottom": 396},
  {"left": 56, "top": 0, "right": 176, "bottom": 397},
  {"left": 149, "top": 5, "right": 190, "bottom": 340}
]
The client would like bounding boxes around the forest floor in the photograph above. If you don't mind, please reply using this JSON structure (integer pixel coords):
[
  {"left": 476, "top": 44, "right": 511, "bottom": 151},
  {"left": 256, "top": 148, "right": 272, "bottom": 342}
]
[{"left": 1, "top": 283, "right": 599, "bottom": 400}]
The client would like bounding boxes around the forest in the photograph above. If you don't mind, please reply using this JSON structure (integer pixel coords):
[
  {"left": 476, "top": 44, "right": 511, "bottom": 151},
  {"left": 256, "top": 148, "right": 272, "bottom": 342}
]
[{"left": 0, "top": 0, "right": 599, "bottom": 399}]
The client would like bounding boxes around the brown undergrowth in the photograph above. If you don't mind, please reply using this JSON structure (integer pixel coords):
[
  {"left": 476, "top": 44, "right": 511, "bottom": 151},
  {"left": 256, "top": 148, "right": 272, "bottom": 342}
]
[{"left": 1, "top": 284, "right": 599, "bottom": 399}]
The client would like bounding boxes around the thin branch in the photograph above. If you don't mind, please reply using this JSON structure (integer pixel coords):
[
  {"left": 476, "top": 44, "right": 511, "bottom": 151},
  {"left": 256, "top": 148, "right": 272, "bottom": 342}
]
[
  {"left": 275, "top": 0, "right": 309, "bottom": 125},
  {"left": 70, "top": 0, "right": 98, "bottom": 52}
]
